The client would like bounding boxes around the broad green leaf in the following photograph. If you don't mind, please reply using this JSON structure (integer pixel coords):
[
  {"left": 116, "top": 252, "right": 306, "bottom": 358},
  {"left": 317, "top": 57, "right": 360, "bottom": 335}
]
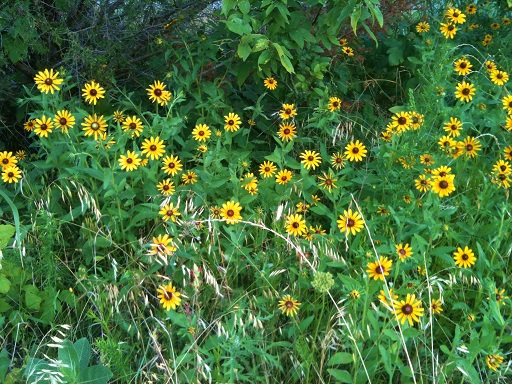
[
  {"left": 78, "top": 365, "right": 113, "bottom": 384},
  {"left": 350, "top": 6, "right": 361, "bottom": 34},
  {"left": 0, "top": 225, "right": 15, "bottom": 250},
  {"left": 225, "top": 18, "right": 252, "bottom": 36},
  {"left": 327, "top": 369, "right": 352, "bottom": 383},
  {"left": 327, "top": 352, "right": 353, "bottom": 366},
  {"left": 24, "top": 285, "right": 42, "bottom": 311},
  {"left": 74, "top": 338, "right": 91, "bottom": 371},
  {"left": 237, "top": 41, "right": 252, "bottom": 61},
  {"left": 221, "top": 0, "right": 237, "bottom": 15}
]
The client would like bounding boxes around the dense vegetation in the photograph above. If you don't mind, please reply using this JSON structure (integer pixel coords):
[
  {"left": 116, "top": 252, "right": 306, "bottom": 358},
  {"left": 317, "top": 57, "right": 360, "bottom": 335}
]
[{"left": 0, "top": 0, "right": 511, "bottom": 382}]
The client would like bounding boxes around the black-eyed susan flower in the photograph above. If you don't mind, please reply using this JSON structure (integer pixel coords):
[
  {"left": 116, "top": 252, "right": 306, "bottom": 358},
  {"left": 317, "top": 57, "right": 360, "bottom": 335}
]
[
  {"left": 482, "top": 34, "right": 492, "bottom": 46},
  {"left": 505, "top": 115, "right": 512, "bottom": 131},
  {"left": 328, "top": 97, "right": 342, "bottom": 112},
  {"left": 182, "top": 171, "right": 198, "bottom": 185},
  {"left": 275, "top": 169, "right": 293, "bottom": 185},
  {"left": 24, "top": 119, "right": 36, "bottom": 132},
  {"left": 342, "top": 46, "right": 354, "bottom": 56},
  {"left": 286, "top": 214, "right": 307, "bottom": 237},
  {"left": 486, "top": 354, "right": 504, "bottom": 371},
  {"left": 118, "top": 150, "right": 141, "bottom": 171},
  {"left": 453, "top": 58, "right": 472, "bottom": 75},
  {"left": 224, "top": 112, "right": 241, "bottom": 132},
  {"left": 279, "top": 104, "right": 297, "bottom": 120},
  {"left": 157, "top": 179, "right": 175, "bottom": 196},
  {"left": 0, "top": 151, "right": 17, "bottom": 169},
  {"left": 415, "top": 174, "right": 430, "bottom": 192},
  {"left": 391, "top": 111, "right": 412, "bottom": 133},
  {"left": 490, "top": 70, "right": 509, "bottom": 86},
  {"left": 488, "top": 288, "right": 508, "bottom": 306},
  {"left": 490, "top": 22, "right": 500, "bottom": 30},
  {"left": 82, "top": 114, "right": 107, "bottom": 140},
  {"left": 259, "top": 161, "right": 277, "bottom": 178},
  {"left": 113, "top": 110, "right": 125, "bottom": 123},
  {"left": 462, "top": 136, "right": 481, "bottom": 158},
  {"left": 161, "top": 155, "right": 183, "bottom": 176},
  {"left": 241, "top": 172, "right": 258, "bottom": 194},
  {"left": 310, "top": 224, "right": 325, "bottom": 235},
  {"left": 122, "top": 116, "right": 144, "bottom": 137},
  {"left": 366, "top": 256, "right": 392, "bottom": 281},
  {"left": 34, "top": 68, "right": 63, "bottom": 94},
  {"left": 337, "top": 209, "right": 364, "bottom": 236},
  {"left": 430, "top": 299, "right": 443, "bottom": 314},
  {"left": 349, "top": 290, "right": 360, "bottom": 300},
  {"left": 416, "top": 21, "right": 430, "bottom": 33},
  {"left": 504, "top": 146, "right": 512, "bottom": 161},
  {"left": 440, "top": 23, "right": 457, "bottom": 39},
  {"left": 147, "top": 80, "right": 171, "bottom": 105},
  {"left": 502, "top": 95, "right": 512, "bottom": 114},
  {"left": 378, "top": 288, "right": 398, "bottom": 307},
  {"left": 277, "top": 122, "right": 297, "bottom": 141},
  {"left": 157, "top": 282, "right": 182, "bottom": 310},
  {"left": 395, "top": 243, "right": 413, "bottom": 262},
  {"left": 318, "top": 171, "right": 338, "bottom": 193},
  {"left": 431, "top": 175, "right": 456, "bottom": 197},
  {"left": 159, "top": 202, "right": 181, "bottom": 222},
  {"left": 493, "top": 160, "right": 511, "bottom": 175},
  {"left": 34, "top": 116, "right": 54, "bottom": 138},
  {"left": 1, "top": 166, "right": 22, "bottom": 184},
  {"left": 148, "top": 234, "right": 176, "bottom": 256},
  {"left": 192, "top": 124, "right": 211, "bottom": 142},
  {"left": 445, "top": 8, "right": 466, "bottom": 24},
  {"left": 376, "top": 205, "right": 390, "bottom": 216},
  {"left": 393, "top": 294, "right": 424, "bottom": 325},
  {"left": 197, "top": 144, "right": 208, "bottom": 153},
  {"left": 466, "top": 4, "right": 477, "bottom": 14},
  {"left": 278, "top": 294, "right": 301, "bottom": 316},
  {"left": 210, "top": 206, "right": 221, "bottom": 218},
  {"left": 54, "top": 110, "right": 75, "bottom": 134},
  {"left": 330, "top": 152, "right": 345, "bottom": 169},
  {"left": 443, "top": 117, "right": 463, "bottom": 137},
  {"left": 454, "top": 81, "right": 475, "bottom": 102},
  {"left": 453, "top": 246, "right": 476, "bottom": 268},
  {"left": 141, "top": 136, "right": 166, "bottom": 160},
  {"left": 220, "top": 200, "right": 242, "bottom": 224},
  {"left": 82, "top": 80, "right": 106, "bottom": 105},
  {"left": 438, "top": 135, "right": 456, "bottom": 151},
  {"left": 263, "top": 77, "right": 277, "bottom": 90},
  {"left": 15, "top": 150, "right": 26, "bottom": 161},
  {"left": 420, "top": 154, "right": 434, "bottom": 166},
  {"left": 410, "top": 112, "right": 424, "bottom": 130},
  {"left": 486, "top": 60, "right": 497, "bottom": 72},
  {"left": 299, "top": 150, "right": 321, "bottom": 170},
  {"left": 344, "top": 140, "right": 367, "bottom": 162}
]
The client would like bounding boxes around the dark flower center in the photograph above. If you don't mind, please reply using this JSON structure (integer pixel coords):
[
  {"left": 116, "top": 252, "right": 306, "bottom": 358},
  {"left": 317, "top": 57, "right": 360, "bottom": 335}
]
[
  {"left": 399, "top": 249, "right": 406, "bottom": 255},
  {"left": 375, "top": 265, "right": 385, "bottom": 274},
  {"left": 45, "top": 78, "right": 53, "bottom": 85},
  {"left": 398, "top": 117, "right": 407, "bottom": 125},
  {"left": 166, "top": 210, "right": 174, "bottom": 216},
  {"left": 60, "top": 118, "right": 67, "bottom": 125},
  {"left": 325, "top": 178, "right": 332, "bottom": 185},
  {"left": 462, "top": 253, "right": 468, "bottom": 260},
  {"left": 126, "top": 158, "right": 133, "bottom": 164},
  {"left": 432, "top": 304, "right": 437, "bottom": 309},
  {"left": 163, "top": 185, "right": 169, "bottom": 190},
  {"left": 8, "top": 172, "right": 14, "bottom": 178},
  {"left": 284, "top": 128, "right": 290, "bottom": 135},
  {"left": 439, "top": 171, "right": 447, "bottom": 177},
  {"left": 453, "top": 12, "right": 459, "bottom": 17},
  {"left": 500, "top": 165, "right": 506, "bottom": 171},
  {"left": 497, "top": 73, "right": 503, "bottom": 79},
  {"left": 168, "top": 163, "right": 175, "bottom": 168},
  {"left": 228, "top": 120, "right": 234, "bottom": 125},
  {"left": 264, "top": 167, "right": 270, "bottom": 172},
  {"left": 150, "top": 145, "right": 157, "bottom": 151},
  {"left": 308, "top": 156, "right": 314, "bottom": 161},
  {"left": 227, "top": 209, "right": 234, "bottom": 217},
  {"left": 285, "top": 109, "right": 291, "bottom": 114},
  {"left": 462, "top": 88, "right": 470, "bottom": 95},
  {"left": 496, "top": 294, "right": 501, "bottom": 300},
  {"left": 402, "top": 304, "right": 413, "bottom": 314},
  {"left": 439, "top": 180, "right": 448, "bottom": 189},
  {"left": 91, "top": 122, "right": 100, "bottom": 130},
  {"left": 498, "top": 174, "right": 506, "bottom": 181},
  {"left": 286, "top": 301, "right": 293, "bottom": 308},
  {"left": 90, "top": 89, "right": 97, "bottom": 96},
  {"left": 333, "top": 102, "right": 339, "bottom": 107},
  {"left": 163, "top": 290, "right": 173, "bottom": 300},
  {"left": 352, "top": 147, "right": 359, "bottom": 154},
  {"left": 292, "top": 222, "right": 299, "bottom": 228},
  {"left": 199, "top": 131, "right": 204, "bottom": 136},
  {"left": 336, "top": 158, "right": 342, "bottom": 163},
  {"left": 451, "top": 125, "right": 457, "bottom": 130},
  {"left": 421, "top": 180, "right": 428, "bottom": 185},
  {"left": 466, "top": 144, "right": 473, "bottom": 151},
  {"left": 347, "top": 218, "right": 355, "bottom": 227},
  {"left": 41, "top": 124, "right": 48, "bottom": 130},
  {"left": 460, "top": 62, "right": 466, "bottom": 69},
  {"left": 448, "top": 25, "right": 455, "bottom": 31},
  {"left": 2, "top": 159, "right": 8, "bottom": 164},
  {"left": 154, "top": 89, "right": 162, "bottom": 96},
  {"left": 281, "top": 176, "right": 287, "bottom": 181},
  {"left": 129, "top": 123, "right": 137, "bottom": 130}
]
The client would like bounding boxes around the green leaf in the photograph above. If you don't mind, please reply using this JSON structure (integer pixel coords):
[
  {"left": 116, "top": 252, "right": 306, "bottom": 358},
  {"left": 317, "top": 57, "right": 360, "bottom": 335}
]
[
  {"left": 24, "top": 285, "right": 42, "bottom": 311},
  {"left": 327, "top": 352, "right": 353, "bottom": 366},
  {"left": 350, "top": 6, "right": 361, "bottom": 34},
  {"left": 221, "top": 0, "right": 237, "bottom": 15},
  {"left": 0, "top": 225, "right": 15, "bottom": 250},
  {"left": 279, "top": 55, "right": 295, "bottom": 74},
  {"left": 0, "top": 276, "right": 11, "bottom": 294},
  {"left": 238, "top": 0, "right": 251, "bottom": 14},
  {"left": 238, "top": 39, "right": 252, "bottom": 61},
  {"left": 78, "top": 365, "right": 113, "bottom": 384},
  {"left": 225, "top": 17, "right": 252, "bottom": 36},
  {"left": 74, "top": 338, "right": 91, "bottom": 371},
  {"left": 58, "top": 340, "right": 79, "bottom": 377},
  {"left": 299, "top": 315, "right": 315, "bottom": 331},
  {"left": 327, "top": 368, "right": 352, "bottom": 383}
]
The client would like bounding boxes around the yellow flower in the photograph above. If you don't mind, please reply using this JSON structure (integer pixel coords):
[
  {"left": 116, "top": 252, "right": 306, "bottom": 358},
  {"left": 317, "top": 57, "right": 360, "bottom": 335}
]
[
  {"left": 328, "top": 97, "right": 342, "bottom": 112},
  {"left": 141, "top": 136, "right": 166, "bottom": 160},
  {"left": 181, "top": 171, "right": 198, "bottom": 185},
  {"left": 279, "top": 104, "right": 297, "bottom": 120},
  {"left": 118, "top": 150, "right": 142, "bottom": 171},
  {"left": 344, "top": 140, "right": 367, "bottom": 162},
  {"left": 416, "top": 21, "right": 430, "bottom": 33},
  {"left": 157, "top": 179, "right": 175, "bottom": 196},
  {"left": 277, "top": 294, "right": 301, "bottom": 316},
  {"left": 393, "top": 294, "right": 424, "bottom": 325},
  {"left": 395, "top": 243, "right": 413, "bottom": 262},
  {"left": 299, "top": 150, "right": 322, "bottom": 170},
  {"left": 485, "top": 354, "right": 504, "bottom": 371},
  {"left": 453, "top": 246, "right": 476, "bottom": 268},
  {"left": 34, "top": 116, "right": 54, "bottom": 138},
  {"left": 453, "top": 58, "right": 472, "bottom": 75},
  {"left": 318, "top": 171, "right": 338, "bottom": 193},
  {"left": 157, "top": 282, "right": 182, "bottom": 310},
  {"left": 24, "top": 119, "right": 36, "bottom": 132},
  {"left": 54, "top": 110, "right": 75, "bottom": 134},
  {"left": 224, "top": 112, "right": 241, "bottom": 132},
  {"left": 0, "top": 151, "right": 17, "bottom": 169},
  {"left": 488, "top": 288, "right": 508, "bottom": 306},
  {"left": 82, "top": 80, "right": 106, "bottom": 105},
  {"left": 440, "top": 22, "right": 457, "bottom": 39},
  {"left": 342, "top": 46, "right": 354, "bottom": 56},
  {"left": 490, "top": 70, "right": 509, "bottom": 86},
  {"left": 366, "top": 256, "right": 392, "bottom": 281},
  {"left": 445, "top": 8, "right": 466, "bottom": 24},
  {"left": 275, "top": 169, "right": 293, "bottom": 185},
  {"left": 443, "top": 117, "right": 463, "bottom": 137},
  {"left": 122, "top": 116, "right": 144, "bottom": 137},
  {"left": 378, "top": 288, "right": 398, "bottom": 307},
  {"left": 259, "top": 161, "right": 277, "bottom": 178},
  {"left": 263, "top": 77, "right": 277, "bottom": 90},
  {"left": 161, "top": 155, "right": 183, "bottom": 176},
  {"left": 82, "top": 114, "right": 108, "bottom": 140},
  {"left": 462, "top": 136, "right": 481, "bottom": 158},
  {"left": 147, "top": 80, "right": 171, "bottom": 105},
  {"left": 192, "top": 124, "right": 211, "bottom": 142},
  {"left": 330, "top": 152, "right": 345, "bottom": 169},
  {"left": 2, "top": 166, "right": 22, "bottom": 184},
  {"left": 454, "top": 81, "right": 476, "bottom": 103},
  {"left": 220, "top": 200, "right": 243, "bottom": 224},
  {"left": 277, "top": 122, "right": 297, "bottom": 141},
  {"left": 159, "top": 202, "right": 181, "bottom": 222},
  {"left": 415, "top": 175, "right": 430, "bottom": 193},
  {"left": 430, "top": 299, "right": 443, "bottom": 314},
  {"left": 337, "top": 209, "right": 364, "bottom": 236},
  {"left": 286, "top": 214, "right": 307, "bottom": 237},
  {"left": 431, "top": 175, "right": 456, "bottom": 197},
  {"left": 34, "top": 68, "right": 63, "bottom": 94},
  {"left": 148, "top": 234, "right": 176, "bottom": 256}
]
